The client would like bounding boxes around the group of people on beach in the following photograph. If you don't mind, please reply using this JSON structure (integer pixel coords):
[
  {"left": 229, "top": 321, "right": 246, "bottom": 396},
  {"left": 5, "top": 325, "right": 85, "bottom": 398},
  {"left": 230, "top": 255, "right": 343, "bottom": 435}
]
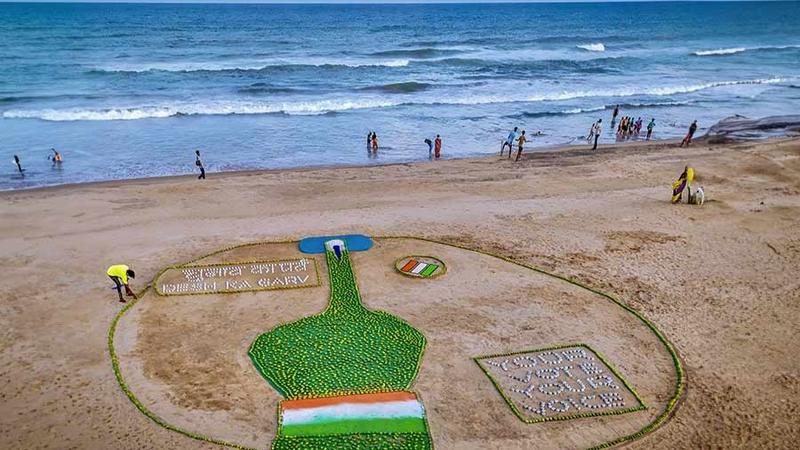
[
  {"left": 369, "top": 131, "right": 443, "bottom": 159},
  {"left": 582, "top": 105, "right": 697, "bottom": 151},
  {"left": 8, "top": 113, "right": 700, "bottom": 181},
  {"left": 616, "top": 116, "right": 643, "bottom": 139},
  {"left": 610, "top": 105, "right": 656, "bottom": 141}
]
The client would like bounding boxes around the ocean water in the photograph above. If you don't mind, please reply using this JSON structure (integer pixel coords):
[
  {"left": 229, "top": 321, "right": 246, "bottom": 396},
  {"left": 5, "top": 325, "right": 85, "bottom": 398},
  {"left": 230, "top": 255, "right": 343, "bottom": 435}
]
[{"left": 1, "top": 2, "right": 799, "bottom": 190}]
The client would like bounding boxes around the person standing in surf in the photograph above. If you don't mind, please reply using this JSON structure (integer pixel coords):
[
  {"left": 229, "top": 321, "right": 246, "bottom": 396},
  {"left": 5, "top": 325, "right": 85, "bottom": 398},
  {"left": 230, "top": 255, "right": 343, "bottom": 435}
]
[
  {"left": 591, "top": 119, "right": 602, "bottom": 150},
  {"left": 371, "top": 132, "right": 379, "bottom": 153},
  {"left": 434, "top": 135, "right": 442, "bottom": 159},
  {"left": 49, "top": 148, "right": 63, "bottom": 167},
  {"left": 646, "top": 118, "right": 655, "bottom": 140},
  {"left": 681, "top": 120, "right": 698, "bottom": 147},
  {"left": 424, "top": 138, "right": 433, "bottom": 158},
  {"left": 13, "top": 154, "right": 23, "bottom": 175},
  {"left": 612, "top": 105, "right": 620, "bottom": 125},
  {"left": 502, "top": 127, "right": 518, "bottom": 156},
  {"left": 195, "top": 150, "right": 206, "bottom": 180},
  {"left": 515, "top": 130, "right": 527, "bottom": 161}
]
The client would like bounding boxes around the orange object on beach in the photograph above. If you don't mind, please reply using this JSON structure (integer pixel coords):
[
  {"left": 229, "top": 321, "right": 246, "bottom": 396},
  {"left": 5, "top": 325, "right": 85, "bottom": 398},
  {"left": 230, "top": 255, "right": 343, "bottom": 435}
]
[
  {"left": 282, "top": 391, "right": 418, "bottom": 410},
  {"left": 400, "top": 259, "right": 418, "bottom": 272}
]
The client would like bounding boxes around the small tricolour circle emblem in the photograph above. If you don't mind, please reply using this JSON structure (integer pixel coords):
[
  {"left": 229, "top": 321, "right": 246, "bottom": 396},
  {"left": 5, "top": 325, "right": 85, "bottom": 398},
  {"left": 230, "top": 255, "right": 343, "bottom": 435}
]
[{"left": 395, "top": 256, "right": 446, "bottom": 279}]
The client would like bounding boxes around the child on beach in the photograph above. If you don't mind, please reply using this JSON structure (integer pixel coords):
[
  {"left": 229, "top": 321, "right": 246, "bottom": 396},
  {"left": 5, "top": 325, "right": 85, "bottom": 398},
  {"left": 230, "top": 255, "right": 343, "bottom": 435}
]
[
  {"left": 680, "top": 120, "right": 698, "bottom": 147},
  {"left": 502, "top": 127, "right": 518, "bottom": 156},
  {"left": 646, "top": 118, "right": 655, "bottom": 140},
  {"left": 195, "top": 150, "right": 205, "bottom": 180},
  {"left": 434, "top": 135, "right": 442, "bottom": 159},
  {"left": 515, "top": 130, "right": 527, "bottom": 161}
]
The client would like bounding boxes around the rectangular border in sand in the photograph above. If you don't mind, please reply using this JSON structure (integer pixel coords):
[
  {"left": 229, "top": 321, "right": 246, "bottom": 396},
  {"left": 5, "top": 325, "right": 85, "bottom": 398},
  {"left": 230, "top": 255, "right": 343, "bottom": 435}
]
[
  {"left": 474, "top": 343, "right": 647, "bottom": 424},
  {"left": 154, "top": 257, "right": 321, "bottom": 296}
]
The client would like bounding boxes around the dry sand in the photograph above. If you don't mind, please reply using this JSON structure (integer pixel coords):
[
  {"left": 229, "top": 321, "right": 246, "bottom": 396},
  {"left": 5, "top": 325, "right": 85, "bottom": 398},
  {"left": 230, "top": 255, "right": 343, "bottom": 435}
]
[{"left": 1, "top": 137, "right": 799, "bottom": 449}]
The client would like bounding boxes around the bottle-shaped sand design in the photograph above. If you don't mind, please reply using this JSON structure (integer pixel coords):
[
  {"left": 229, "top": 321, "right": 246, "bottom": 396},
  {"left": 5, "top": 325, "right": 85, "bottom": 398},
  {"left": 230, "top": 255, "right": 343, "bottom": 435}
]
[{"left": 249, "top": 239, "right": 431, "bottom": 449}]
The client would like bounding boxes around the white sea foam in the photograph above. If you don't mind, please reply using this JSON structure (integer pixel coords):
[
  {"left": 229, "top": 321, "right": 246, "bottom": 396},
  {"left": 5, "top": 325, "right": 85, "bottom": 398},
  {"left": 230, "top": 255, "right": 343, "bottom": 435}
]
[
  {"left": 4, "top": 77, "right": 794, "bottom": 121},
  {"left": 2, "top": 98, "right": 400, "bottom": 121},
  {"left": 561, "top": 106, "right": 606, "bottom": 114},
  {"left": 511, "top": 77, "right": 794, "bottom": 104},
  {"left": 692, "top": 47, "right": 747, "bottom": 56},
  {"left": 692, "top": 45, "right": 800, "bottom": 56},
  {"left": 553, "top": 102, "right": 691, "bottom": 116},
  {"left": 576, "top": 43, "right": 605, "bottom": 52}
]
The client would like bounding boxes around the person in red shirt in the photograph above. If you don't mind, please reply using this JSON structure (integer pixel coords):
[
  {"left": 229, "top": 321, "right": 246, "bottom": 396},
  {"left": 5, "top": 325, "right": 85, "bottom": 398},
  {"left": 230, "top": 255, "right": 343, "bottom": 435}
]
[{"left": 434, "top": 135, "right": 442, "bottom": 159}]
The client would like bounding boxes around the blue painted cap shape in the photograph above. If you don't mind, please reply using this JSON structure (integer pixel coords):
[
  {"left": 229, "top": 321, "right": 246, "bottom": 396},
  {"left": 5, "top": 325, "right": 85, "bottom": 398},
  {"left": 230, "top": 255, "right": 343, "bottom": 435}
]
[{"left": 299, "top": 234, "right": 373, "bottom": 254}]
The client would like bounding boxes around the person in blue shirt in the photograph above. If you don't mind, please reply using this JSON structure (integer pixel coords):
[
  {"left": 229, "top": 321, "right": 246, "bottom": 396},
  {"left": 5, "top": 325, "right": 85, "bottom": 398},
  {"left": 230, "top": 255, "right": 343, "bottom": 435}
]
[
  {"left": 501, "top": 127, "right": 518, "bottom": 157},
  {"left": 646, "top": 118, "right": 656, "bottom": 140}
]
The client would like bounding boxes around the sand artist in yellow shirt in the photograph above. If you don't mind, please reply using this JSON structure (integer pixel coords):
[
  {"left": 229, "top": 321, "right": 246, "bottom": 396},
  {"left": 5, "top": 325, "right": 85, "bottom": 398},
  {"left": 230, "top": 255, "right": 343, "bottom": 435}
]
[{"left": 106, "top": 264, "right": 137, "bottom": 303}]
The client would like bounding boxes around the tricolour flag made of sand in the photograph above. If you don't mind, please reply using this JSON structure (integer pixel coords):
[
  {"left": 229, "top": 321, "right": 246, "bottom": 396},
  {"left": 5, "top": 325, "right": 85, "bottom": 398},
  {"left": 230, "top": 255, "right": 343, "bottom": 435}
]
[
  {"left": 279, "top": 391, "right": 427, "bottom": 436},
  {"left": 400, "top": 259, "right": 439, "bottom": 277}
]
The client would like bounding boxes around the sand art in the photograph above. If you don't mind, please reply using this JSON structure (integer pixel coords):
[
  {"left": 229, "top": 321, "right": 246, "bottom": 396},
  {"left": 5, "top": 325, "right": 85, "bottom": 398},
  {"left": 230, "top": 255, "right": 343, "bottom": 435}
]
[
  {"left": 155, "top": 258, "right": 320, "bottom": 296},
  {"left": 395, "top": 256, "right": 445, "bottom": 279},
  {"left": 109, "top": 236, "right": 684, "bottom": 450},
  {"left": 250, "top": 239, "right": 431, "bottom": 449},
  {"left": 475, "top": 344, "right": 645, "bottom": 423}
]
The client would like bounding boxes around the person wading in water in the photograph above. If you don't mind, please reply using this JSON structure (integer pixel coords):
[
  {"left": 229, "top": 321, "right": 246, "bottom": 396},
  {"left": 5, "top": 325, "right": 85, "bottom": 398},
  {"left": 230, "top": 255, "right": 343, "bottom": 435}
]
[{"left": 195, "top": 150, "right": 206, "bottom": 179}]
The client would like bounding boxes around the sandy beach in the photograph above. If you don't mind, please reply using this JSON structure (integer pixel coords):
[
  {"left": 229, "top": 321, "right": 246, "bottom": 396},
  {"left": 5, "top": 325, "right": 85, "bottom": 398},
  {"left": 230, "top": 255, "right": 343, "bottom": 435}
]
[{"left": 1, "top": 137, "right": 799, "bottom": 449}]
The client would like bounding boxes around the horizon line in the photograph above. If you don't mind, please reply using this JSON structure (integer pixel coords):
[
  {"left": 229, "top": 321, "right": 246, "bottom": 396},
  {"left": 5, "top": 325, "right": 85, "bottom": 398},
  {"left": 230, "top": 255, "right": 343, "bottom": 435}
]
[{"left": 0, "top": 0, "right": 791, "bottom": 4}]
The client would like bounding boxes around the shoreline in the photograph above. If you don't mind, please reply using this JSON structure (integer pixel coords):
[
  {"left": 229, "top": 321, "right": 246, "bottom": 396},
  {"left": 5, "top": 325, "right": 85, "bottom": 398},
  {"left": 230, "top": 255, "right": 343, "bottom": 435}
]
[{"left": 0, "top": 136, "right": 723, "bottom": 196}]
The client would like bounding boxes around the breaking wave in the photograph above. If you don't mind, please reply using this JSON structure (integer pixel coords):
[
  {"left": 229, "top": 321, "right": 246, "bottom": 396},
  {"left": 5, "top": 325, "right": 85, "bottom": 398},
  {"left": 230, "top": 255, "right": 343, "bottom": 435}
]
[
  {"left": 692, "top": 47, "right": 747, "bottom": 56},
  {"left": 4, "top": 77, "right": 794, "bottom": 122},
  {"left": 577, "top": 43, "right": 605, "bottom": 52},
  {"left": 692, "top": 45, "right": 800, "bottom": 56},
  {"left": 1, "top": 99, "right": 399, "bottom": 121}
]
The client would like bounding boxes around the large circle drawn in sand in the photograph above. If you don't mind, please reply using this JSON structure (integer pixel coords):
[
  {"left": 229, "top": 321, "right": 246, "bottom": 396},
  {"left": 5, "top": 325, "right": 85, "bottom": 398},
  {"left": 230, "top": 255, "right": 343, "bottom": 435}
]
[{"left": 109, "top": 237, "right": 684, "bottom": 450}]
